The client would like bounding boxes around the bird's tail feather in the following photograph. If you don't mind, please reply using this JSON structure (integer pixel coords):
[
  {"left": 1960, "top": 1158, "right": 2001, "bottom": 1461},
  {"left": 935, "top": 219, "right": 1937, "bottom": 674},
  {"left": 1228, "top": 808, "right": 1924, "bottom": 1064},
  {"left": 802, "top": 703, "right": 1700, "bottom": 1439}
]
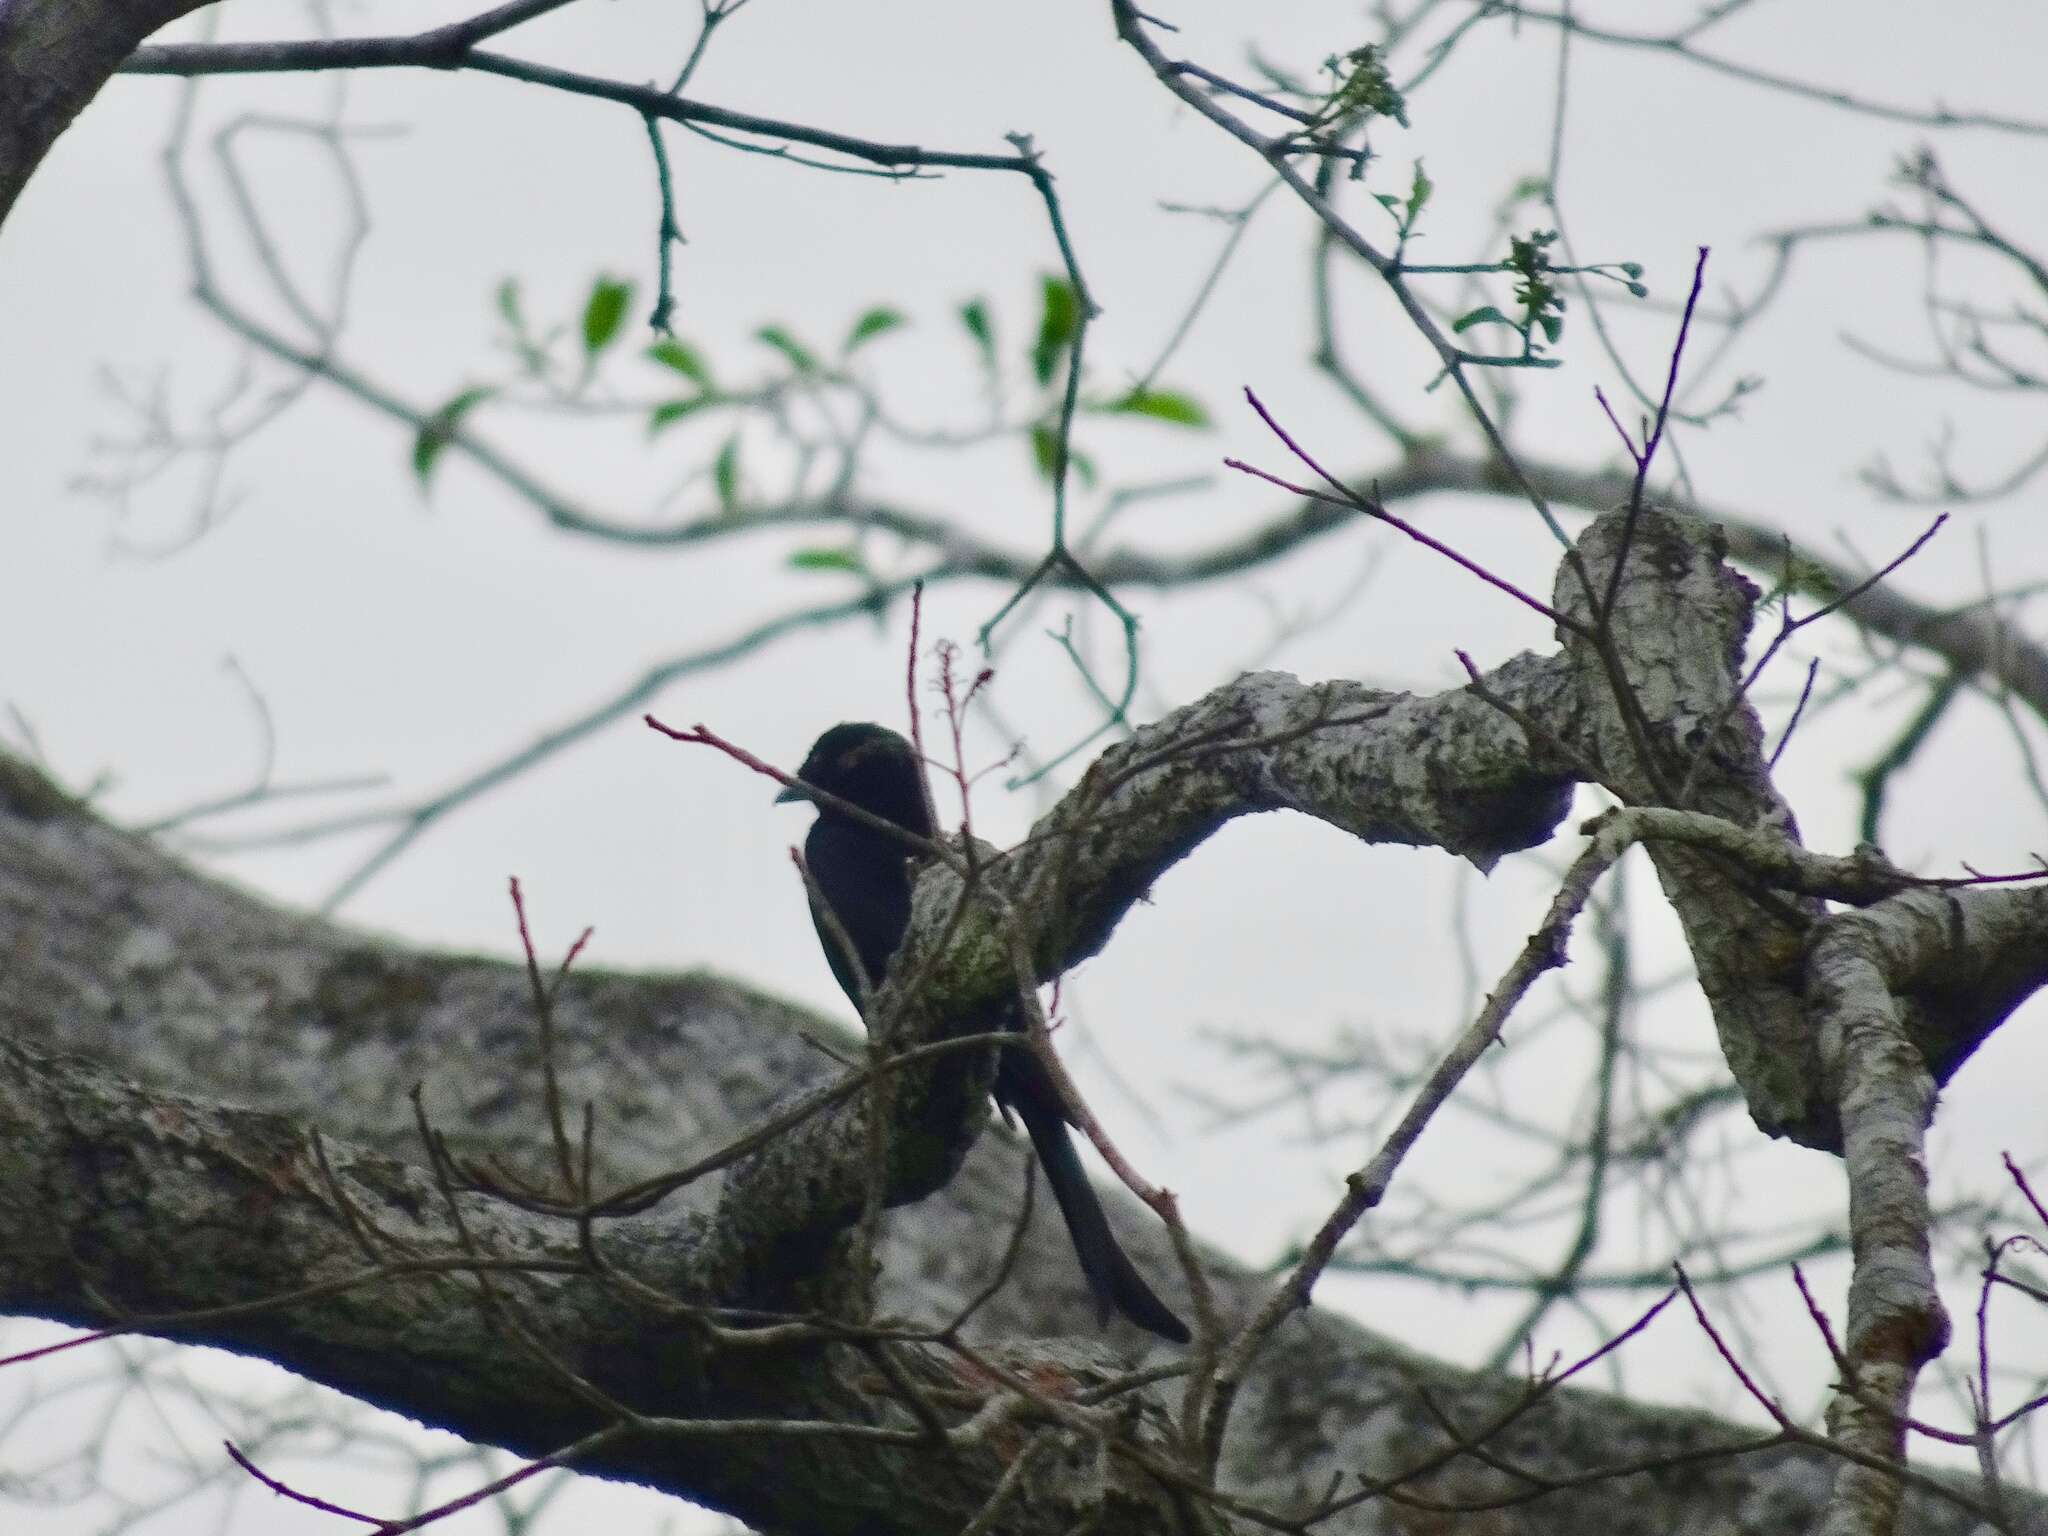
[{"left": 1010, "top": 1073, "right": 1191, "bottom": 1344}]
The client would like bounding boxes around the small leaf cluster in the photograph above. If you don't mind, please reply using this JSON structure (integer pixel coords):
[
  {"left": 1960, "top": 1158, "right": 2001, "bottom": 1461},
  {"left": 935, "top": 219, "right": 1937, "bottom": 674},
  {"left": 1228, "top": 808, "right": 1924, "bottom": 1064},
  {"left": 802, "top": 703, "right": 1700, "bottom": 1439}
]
[
  {"left": 1506, "top": 228, "right": 1566, "bottom": 354},
  {"left": 1447, "top": 230, "right": 1568, "bottom": 358},
  {"left": 1318, "top": 44, "right": 1409, "bottom": 129},
  {"left": 412, "top": 273, "right": 643, "bottom": 486},
  {"left": 410, "top": 270, "right": 1213, "bottom": 579},
  {"left": 1021, "top": 275, "right": 1209, "bottom": 489},
  {"left": 1372, "top": 160, "right": 1433, "bottom": 248},
  {"left": 1447, "top": 230, "right": 1641, "bottom": 364}
]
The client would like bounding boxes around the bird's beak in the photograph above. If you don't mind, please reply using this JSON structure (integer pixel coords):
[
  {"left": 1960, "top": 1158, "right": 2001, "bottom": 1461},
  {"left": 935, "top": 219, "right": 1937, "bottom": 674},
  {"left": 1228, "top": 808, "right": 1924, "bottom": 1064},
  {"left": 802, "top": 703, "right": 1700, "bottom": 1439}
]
[{"left": 774, "top": 781, "right": 809, "bottom": 805}]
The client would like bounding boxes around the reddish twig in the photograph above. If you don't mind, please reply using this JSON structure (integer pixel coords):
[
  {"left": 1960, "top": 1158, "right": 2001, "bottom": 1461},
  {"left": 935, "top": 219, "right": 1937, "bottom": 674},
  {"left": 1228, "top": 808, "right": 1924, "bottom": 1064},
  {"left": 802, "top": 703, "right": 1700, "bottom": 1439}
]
[
  {"left": 646, "top": 714, "right": 955, "bottom": 868},
  {"left": 1597, "top": 245, "right": 1711, "bottom": 624},
  {"left": 508, "top": 876, "right": 588, "bottom": 1192},
  {"left": 1675, "top": 1264, "right": 1795, "bottom": 1428},
  {"left": 224, "top": 1440, "right": 382, "bottom": 1525},
  {"left": 2006, "top": 1151, "right": 2048, "bottom": 1229},
  {"left": 1224, "top": 434, "right": 1577, "bottom": 631},
  {"left": 1676, "top": 511, "right": 1949, "bottom": 806},
  {"left": 1636, "top": 246, "right": 1711, "bottom": 505},
  {"left": 645, "top": 715, "right": 801, "bottom": 790},
  {"left": 904, "top": 580, "right": 941, "bottom": 833},
  {"left": 1789, "top": 1262, "right": 1850, "bottom": 1374},
  {"left": 1766, "top": 657, "right": 1821, "bottom": 769}
]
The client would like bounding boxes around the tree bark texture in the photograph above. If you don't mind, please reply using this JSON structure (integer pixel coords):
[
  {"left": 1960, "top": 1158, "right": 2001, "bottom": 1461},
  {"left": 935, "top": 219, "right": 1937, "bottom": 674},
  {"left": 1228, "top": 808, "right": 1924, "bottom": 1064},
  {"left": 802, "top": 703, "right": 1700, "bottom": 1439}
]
[
  {"left": 3, "top": 510, "right": 2038, "bottom": 1534},
  {"left": 0, "top": 0, "right": 213, "bottom": 228}
]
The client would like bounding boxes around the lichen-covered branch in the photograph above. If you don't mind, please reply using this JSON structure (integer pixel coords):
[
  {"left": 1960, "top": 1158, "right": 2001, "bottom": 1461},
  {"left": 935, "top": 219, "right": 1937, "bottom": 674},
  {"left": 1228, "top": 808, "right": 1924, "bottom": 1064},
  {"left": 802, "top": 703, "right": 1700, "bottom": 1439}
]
[
  {"left": 6, "top": 505, "right": 2047, "bottom": 1531},
  {"left": 1806, "top": 885, "right": 2048, "bottom": 1535}
]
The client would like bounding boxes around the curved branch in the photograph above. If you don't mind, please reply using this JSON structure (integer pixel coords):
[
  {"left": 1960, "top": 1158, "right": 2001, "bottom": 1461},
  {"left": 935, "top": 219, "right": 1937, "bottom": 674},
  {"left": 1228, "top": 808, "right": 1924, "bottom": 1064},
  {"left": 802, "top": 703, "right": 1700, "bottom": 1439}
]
[
  {"left": 0, "top": 0, "right": 213, "bottom": 228},
  {"left": 120, "top": 38, "right": 1047, "bottom": 179},
  {"left": 0, "top": 733, "right": 2029, "bottom": 1533},
  {"left": 167, "top": 436, "right": 2046, "bottom": 914},
  {"left": 1484, "top": 6, "right": 2048, "bottom": 138},
  {"left": 166, "top": 168, "right": 2048, "bottom": 746}
]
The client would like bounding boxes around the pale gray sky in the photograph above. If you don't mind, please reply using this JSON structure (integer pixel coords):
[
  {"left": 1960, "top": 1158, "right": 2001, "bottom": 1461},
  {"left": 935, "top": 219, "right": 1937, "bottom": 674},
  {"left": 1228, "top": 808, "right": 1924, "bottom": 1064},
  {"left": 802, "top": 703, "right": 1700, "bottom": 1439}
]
[{"left": 4, "top": 2, "right": 2048, "bottom": 1528}]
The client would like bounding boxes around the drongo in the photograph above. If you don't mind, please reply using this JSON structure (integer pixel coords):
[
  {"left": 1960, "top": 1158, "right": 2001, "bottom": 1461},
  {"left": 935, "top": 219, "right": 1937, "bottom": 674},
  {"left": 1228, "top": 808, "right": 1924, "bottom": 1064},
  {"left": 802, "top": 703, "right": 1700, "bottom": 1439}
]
[{"left": 778, "top": 722, "right": 1189, "bottom": 1343}]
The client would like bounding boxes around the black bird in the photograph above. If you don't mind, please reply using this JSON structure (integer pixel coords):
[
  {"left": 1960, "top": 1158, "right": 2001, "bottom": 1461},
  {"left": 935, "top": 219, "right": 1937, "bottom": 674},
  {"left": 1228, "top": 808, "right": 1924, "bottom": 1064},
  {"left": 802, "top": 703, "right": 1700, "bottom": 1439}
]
[{"left": 778, "top": 722, "right": 1190, "bottom": 1343}]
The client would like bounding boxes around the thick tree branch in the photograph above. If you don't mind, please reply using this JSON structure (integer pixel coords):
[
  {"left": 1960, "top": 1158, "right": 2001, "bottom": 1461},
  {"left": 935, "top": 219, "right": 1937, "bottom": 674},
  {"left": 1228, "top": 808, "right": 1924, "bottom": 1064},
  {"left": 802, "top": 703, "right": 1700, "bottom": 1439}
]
[
  {"left": 1550, "top": 510, "right": 1829, "bottom": 1139},
  {"left": 0, "top": 1032, "right": 1193, "bottom": 1536},
  {"left": 102, "top": 259, "right": 2042, "bottom": 907},
  {"left": 0, "top": 0, "right": 213, "bottom": 229},
  {"left": 6, "top": 498, "right": 2047, "bottom": 1534},
  {"left": 0, "top": 745, "right": 2032, "bottom": 1533},
  {"left": 710, "top": 662, "right": 1579, "bottom": 1292}
]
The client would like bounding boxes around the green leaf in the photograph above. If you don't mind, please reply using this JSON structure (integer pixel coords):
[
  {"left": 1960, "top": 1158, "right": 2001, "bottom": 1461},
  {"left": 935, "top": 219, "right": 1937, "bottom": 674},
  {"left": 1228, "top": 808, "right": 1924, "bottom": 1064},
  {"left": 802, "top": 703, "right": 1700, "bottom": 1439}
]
[
  {"left": 581, "top": 276, "right": 633, "bottom": 358},
  {"left": 1537, "top": 311, "right": 1564, "bottom": 344},
  {"left": 1452, "top": 305, "right": 1511, "bottom": 334},
  {"left": 958, "top": 298, "right": 996, "bottom": 371},
  {"left": 1029, "top": 422, "right": 1060, "bottom": 480},
  {"left": 843, "top": 307, "right": 907, "bottom": 354},
  {"left": 1027, "top": 423, "right": 1095, "bottom": 486},
  {"left": 647, "top": 337, "right": 711, "bottom": 387},
  {"left": 495, "top": 278, "right": 523, "bottom": 327},
  {"left": 1404, "top": 159, "right": 1433, "bottom": 226},
  {"left": 411, "top": 386, "right": 494, "bottom": 487},
  {"left": 1030, "top": 276, "right": 1081, "bottom": 387},
  {"left": 788, "top": 547, "right": 869, "bottom": 575},
  {"left": 647, "top": 395, "right": 715, "bottom": 435},
  {"left": 1104, "top": 388, "right": 1210, "bottom": 428},
  {"left": 712, "top": 434, "right": 741, "bottom": 512},
  {"left": 1325, "top": 44, "right": 1408, "bottom": 127},
  {"left": 755, "top": 325, "right": 818, "bottom": 373}
]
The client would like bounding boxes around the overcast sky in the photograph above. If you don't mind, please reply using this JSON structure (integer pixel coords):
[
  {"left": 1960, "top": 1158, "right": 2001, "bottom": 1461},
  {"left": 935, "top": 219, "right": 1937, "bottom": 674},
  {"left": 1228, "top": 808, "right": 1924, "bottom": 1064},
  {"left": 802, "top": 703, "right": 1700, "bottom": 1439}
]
[{"left": 4, "top": 2, "right": 2048, "bottom": 1529}]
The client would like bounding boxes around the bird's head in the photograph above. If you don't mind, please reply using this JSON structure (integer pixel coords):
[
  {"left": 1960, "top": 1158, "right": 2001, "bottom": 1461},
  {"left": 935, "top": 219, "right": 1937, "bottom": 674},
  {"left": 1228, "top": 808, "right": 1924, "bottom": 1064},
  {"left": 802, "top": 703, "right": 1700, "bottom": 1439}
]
[{"left": 776, "top": 722, "right": 934, "bottom": 836}]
